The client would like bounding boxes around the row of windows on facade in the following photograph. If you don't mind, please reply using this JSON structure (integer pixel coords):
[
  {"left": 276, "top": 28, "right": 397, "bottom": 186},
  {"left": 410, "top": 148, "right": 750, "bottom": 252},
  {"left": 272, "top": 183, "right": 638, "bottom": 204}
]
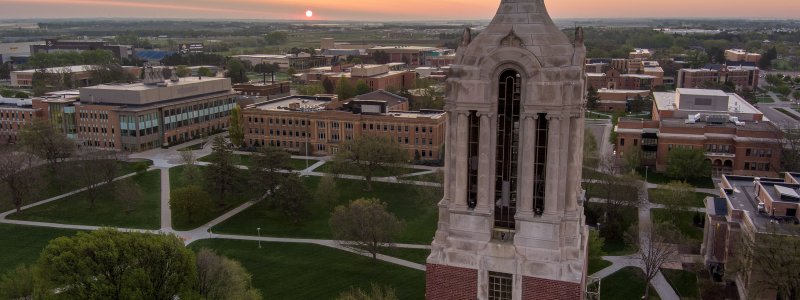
[
  {"left": 162, "top": 98, "right": 236, "bottom": 118},
  {"left": 79, "top": 111, "right": 108, "bottom": 120},
  {"left": 0, "top": 111, "right": 33, "bottom": 120},
  {"left": 251, "top": 127, "right": 435, "bottom": 147},
  {"left": 744, "top": 162, "right": 771, "bottom": 171},
  {"left": 619, "top": 138, "right": 657, "bottom": 147},
  {"left": 83, "top": 140, "right": 115, "bottom": 148},
  {"left": 0, "top": 123, "right": 24, "bottom": 130},
  {"left": 247, "top": 116, "right": 436, "bottom": 135},
  {"left": 250, "top": 139, "right": 439, "bottom": 158},
  {"left": 658, "top": 143, "right": 775, "bottom": 158},
  {"left": 79, "top": 125, "right": 112, "bottom": 135}
]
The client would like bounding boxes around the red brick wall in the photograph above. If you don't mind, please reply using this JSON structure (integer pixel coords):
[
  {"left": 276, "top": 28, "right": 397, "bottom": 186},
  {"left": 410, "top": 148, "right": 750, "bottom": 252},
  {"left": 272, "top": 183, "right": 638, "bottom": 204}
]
[
  {"left": 426, "top": 264, "right": 477, "bottom": 300},
  {"left": 522, "top": 276, "right": 582, "bottom": 300}
]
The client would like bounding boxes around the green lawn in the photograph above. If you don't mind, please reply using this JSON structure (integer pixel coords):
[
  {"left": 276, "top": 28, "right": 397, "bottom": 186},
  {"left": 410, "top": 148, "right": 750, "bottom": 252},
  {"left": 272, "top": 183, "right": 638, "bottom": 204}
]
[
  {"left": 601, "top": 267, "right": 661, "bottom": 300},
  {"left": 636, "top": 168, "right": 715, "bottom": 189},
  {"left": 211, "top": 176, "right": 440, "bottom": 244},
  {"left": 661, "top": 268, "right": 699, "bottom": 299},
  {"left": 651, "top": 209, "right": 704, "bottom": 241},
  {"left": 583, "top": 183, "right": 638, "bottom": 201},
  {"left": 400, "top": 172, "right": 443, "bottom": 183},
  {"left": 169, "top": 165, "right": 261, "bottom": 231},
  {"left": 0, "top": 160, "right": 151, "bottom": 212},
  {"left": 0, "top": 224, "right": 81, "bottom": 275},
  {"left": 756, "top": 96, "right": 775, "bottom": 103},
  {"left": 177, "top": 142, "right": 206, "bottom": 151},
  {"left": 776, "top": 108, "right": 800, "bottom": 121},
  {"left": 199, "top": 154, "right": 315, "bottom": 171},
  {"left": 189, "top": 239, "right": 424, "bottom": 300},
  {"left": 7, "top": 170, "right": 161, "bottom": 229},
  {"left": 588, "top": 258, "right": 612, "bottom": 275},
  {"left": 376, "top": 247, "right": 430, "bottom": 265},
  {"left": 584, "top": 203, "right": 638, "bottom": 256},
  {"left": 314, "top": 162, "right": 421, "bottom": 178},
  {"left": 648, "top": 189, "right": 712, "bottom": 208}
]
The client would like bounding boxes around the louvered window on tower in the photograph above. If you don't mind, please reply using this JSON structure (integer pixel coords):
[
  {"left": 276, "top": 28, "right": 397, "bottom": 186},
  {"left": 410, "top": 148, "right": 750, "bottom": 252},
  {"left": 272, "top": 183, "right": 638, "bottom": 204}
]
[{"left": 494, "top": 70, "right": 521, "bottom": 230}]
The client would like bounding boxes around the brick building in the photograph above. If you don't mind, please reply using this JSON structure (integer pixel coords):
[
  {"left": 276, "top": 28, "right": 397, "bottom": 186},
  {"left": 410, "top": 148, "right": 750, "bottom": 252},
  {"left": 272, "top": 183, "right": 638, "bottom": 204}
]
[
  {"left": 312, "top": 64, "right": 417, "bottom": 92},
  {"left": 677, "top": 65, "right": 760, "bottom": 91},
  {"left": 33, "top": 67, "right": 237, "bottom": 152},
  {"left": 594, "top": 89, "right": 652, "bottom": 113},
  {"left": 587, "top": 68, "right": 658, "bottom": 90},
  {"left": 10, "top": 65, "right": 141, "bottom": 88},
  {"left": 233, "top": 82, "right": 291, "bottom": 98},
  {"left": 426, "top": 0, "right": 589, "bottom": 299},
  {"left": 615, "top": 89, "right": 782, "bottom": 177},
  {"left": 724, "top": 49, "right": 762, "bottom": 64},
  {"left": 241, "top": 90, "right": 445, "bottom": 161},
  {"left": 703, "top": 173, "right": 800, "bottom": 299},
  {"left": 0, "top": 97, "right": 40, "bottom": 144},
  {"left": 366, "top": 46, "right": 440, "bottom": 67}
]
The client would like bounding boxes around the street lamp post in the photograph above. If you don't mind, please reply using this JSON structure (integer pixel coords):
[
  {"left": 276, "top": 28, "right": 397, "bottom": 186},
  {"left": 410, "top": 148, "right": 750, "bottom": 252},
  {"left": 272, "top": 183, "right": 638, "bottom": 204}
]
[{"left": 257, "top": 227, "right": 261, "bottom": 249}]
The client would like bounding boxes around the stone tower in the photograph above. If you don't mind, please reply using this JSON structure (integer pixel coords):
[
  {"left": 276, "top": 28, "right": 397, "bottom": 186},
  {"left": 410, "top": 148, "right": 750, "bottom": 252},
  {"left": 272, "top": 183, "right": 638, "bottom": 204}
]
[{"left": 425, "top": 0, "right": 589, "bottom": 299}]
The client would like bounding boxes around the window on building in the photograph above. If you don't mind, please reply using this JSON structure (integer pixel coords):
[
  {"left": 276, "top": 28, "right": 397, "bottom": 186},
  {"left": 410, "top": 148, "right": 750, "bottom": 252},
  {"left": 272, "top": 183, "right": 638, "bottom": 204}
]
[
  {"left": 488, "top": 272, "right": 513, "bottom": 300},
  {"left": 620, "top": 138, "right": 625, "bottom": 146},
  {"left": 494, "top": 69, "right": 521, "bottom": 230},
  {"left": 467, "top": 111, "right": 480, "bottom": 209}
]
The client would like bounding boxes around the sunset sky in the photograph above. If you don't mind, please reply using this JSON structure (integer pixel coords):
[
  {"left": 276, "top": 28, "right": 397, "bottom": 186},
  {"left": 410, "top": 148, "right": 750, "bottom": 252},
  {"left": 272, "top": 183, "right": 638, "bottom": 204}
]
[{"left": 1, "top": 0, "right": 798, "bottom": 20}]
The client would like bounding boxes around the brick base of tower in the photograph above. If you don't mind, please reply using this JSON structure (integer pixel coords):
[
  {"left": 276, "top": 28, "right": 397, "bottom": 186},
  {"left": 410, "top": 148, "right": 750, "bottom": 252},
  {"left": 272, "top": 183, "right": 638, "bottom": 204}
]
[{"left": 426, "top": 264, "right": 582, "bottom": 300}]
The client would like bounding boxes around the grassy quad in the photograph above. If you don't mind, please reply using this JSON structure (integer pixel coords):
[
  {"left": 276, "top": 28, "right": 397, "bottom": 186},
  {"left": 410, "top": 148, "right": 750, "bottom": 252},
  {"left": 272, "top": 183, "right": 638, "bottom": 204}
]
[
  {"left": 0, "top": 224, "right": 81, "bottom": 275},
  {"left": 211, "top": 176, "right": 440, "bottom": 244},
  {"left": 635, "top": 168, "right": 715, "bottom": 189},
  {"left": 648, "top": 189, "right": 713, "bottom": 208},
  {"left": 197, "top": 153, "right": 315, "bottom": 171},
  {"left": 651, "top": 209, "right": 704, "bottom": 241},
  {"left": 189, "top": 239, "right": 425, "bottom": 299},
  {"left": 7, "top": 170, "right": 161, "bottom": 230},
  {"left": 0, "top": 160, "right": 151, "bottom": 212},
  {"left": 601, "top": 267, "right": 661, "bottom": 300},
  {"left": 314, "top": 162, "right": 422, "bottom": 178},
  {"left": 661, "top": 268, "right": 699, "bottom": 299},
  {"left": 584, "top": 203, "right": 639, "bottom": 256},
  {"left": 588, "top": 259, "right": 612, "bottom": 275},
  {"left": 169, "top": 165, "right": 263, "bottom": 231}
]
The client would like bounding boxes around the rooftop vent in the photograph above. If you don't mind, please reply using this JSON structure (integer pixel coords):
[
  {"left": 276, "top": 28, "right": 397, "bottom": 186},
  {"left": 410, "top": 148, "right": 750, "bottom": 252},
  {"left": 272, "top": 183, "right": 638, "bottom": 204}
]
[{"left": 775, "top": 185, "right": 800, "bottom": 202}]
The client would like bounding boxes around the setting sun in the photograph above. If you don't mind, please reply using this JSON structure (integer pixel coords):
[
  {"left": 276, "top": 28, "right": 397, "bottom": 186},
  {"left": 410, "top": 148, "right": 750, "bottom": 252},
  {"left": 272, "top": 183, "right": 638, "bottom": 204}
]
[{"left": 305, "top": 10, "right": 313, "bottom": 18}]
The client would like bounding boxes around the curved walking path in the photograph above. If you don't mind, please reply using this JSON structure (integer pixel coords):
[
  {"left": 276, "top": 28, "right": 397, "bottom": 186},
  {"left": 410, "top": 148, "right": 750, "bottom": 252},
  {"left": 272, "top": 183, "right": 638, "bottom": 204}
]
[{"left": 0, "top": 138, "right": 433, "bottom": 273}]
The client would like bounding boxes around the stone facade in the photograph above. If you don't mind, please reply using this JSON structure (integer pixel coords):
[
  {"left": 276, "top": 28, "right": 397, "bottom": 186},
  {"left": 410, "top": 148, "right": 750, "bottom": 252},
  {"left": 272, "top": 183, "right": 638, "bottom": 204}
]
[{"left": 426, "top": 0, "right": 589, "bottom": 299}]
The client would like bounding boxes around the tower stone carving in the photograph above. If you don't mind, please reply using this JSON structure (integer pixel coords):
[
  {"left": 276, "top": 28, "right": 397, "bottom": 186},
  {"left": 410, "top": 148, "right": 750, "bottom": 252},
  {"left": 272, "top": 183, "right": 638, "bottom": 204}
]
[{"left": 425, "top": 0, "right": 589, "bottom": 299}]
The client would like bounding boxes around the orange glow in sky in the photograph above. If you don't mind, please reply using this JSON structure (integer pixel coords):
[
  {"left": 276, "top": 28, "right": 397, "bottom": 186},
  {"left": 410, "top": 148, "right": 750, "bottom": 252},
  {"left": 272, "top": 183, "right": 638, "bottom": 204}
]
[{"left": 1, "top": 0, "right": 799, "bottom": 20}]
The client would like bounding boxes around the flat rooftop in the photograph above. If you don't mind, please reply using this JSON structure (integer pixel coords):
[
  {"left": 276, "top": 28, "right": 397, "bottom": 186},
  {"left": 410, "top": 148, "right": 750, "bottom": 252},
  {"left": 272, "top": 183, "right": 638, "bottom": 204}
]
[
  {"left": 654, "top": 90, "right": 760, "bottom": 115},
  {"left": 80, "top": 77, "right": 233, "bottom": 107},
  {"left": 250, "top": 96, "right": 330, "bottom": 112},
  {"left": 13, "top": 65, "right": 95, "bottom": 74},
  {"left": 721, "top": 175, "right": 800, "bottom": 234}
]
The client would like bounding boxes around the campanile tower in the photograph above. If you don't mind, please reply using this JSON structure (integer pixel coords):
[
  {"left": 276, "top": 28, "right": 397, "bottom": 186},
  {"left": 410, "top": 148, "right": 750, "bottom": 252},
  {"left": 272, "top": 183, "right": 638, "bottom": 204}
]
[{"left": 425, "top": 0, "right": 589, "bottom": 299}]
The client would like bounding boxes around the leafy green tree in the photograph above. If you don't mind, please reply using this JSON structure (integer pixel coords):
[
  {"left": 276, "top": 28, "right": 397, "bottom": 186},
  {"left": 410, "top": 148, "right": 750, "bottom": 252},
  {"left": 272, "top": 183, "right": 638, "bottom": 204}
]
[
  {"left": 588, "top": 230, "right": 606, "bottom": 262},
  {"left": 175, "top": 65, "right": 191, "bottom": 77},
  {"left": 228, "top": 104, "right": 244, "bottom": 148},
  {"left": 337, "top": 284, "right": 398, "bottom": 300},
  {"left": 0, "top": 264, "right": 47, "bottom": 300},
  {"left": 38, "top": 229, "right": 197, "bottom": 299},
  {"left": 171, "top": 185, "right": 213, "bottom": 224},
  {"left": 586, "top": 86, "right": 600, "bottom": 111},
  {"left": 198, "top": 67, "right": 214, "bottom": 77},
  {"left": 265, "top": 31, "right": 289, "bottom": 45},
  {"left": 195, "top": 249, "right": 262, "bottom": 300},
  {"left": 336, "top": 76, "right": 356, "bottom": 100},
  {"left": 334, "top": 135, "right": 408, "bottom": 191},
  {"left": 297, "top": 82, "right": 325, "bottom": 95},
  {"left": 355, "top": 80, "right": 371, "bottom": 96},
  {"left": 18, "top": 119, "right": 75, "bottom": 168},
  {"left": 0, "top": 89, "right": 14, "bottom": 97},
  {"left": 13, "top": 91, "right": 29, "bottom": 98},
  {"left": 330, "top": 198, "right": 404, "bottom": 259},
  {"left": 250, "top": 146, "right": 291, "bottom": 196},
  {"left": 323, "top": 78, "right": 335, "bottom": 94},
  {"left": 0, "top": 62, "right": 11, "bottom": 80},
  {"left": 271, "top": 174, "right": 310, "bottom": 224},
  {"left": 666, "top": 147, "right": 711, "bottom": 181},
  {"left": 315, "top": 174, "right": 340, "bottom": 210},
  {"left": 226, "top": 59, "right": 248, "bottom": 84},
  {"left": 204, "top": 136, "right": 240, "bottom": 204}
]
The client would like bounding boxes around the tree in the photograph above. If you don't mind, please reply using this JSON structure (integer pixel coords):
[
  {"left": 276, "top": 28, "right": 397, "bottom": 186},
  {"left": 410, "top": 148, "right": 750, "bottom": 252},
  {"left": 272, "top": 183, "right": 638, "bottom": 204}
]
[
  {"left": 18, "top": 119, "right": 75, "bottom": 168},
  {"left": 323, "top": 78, "right": 335, "bottom": 94},
  {"left": 115, "top": 179, "right": 143, "bottom": 215},
  {"left": 226, "top": 59, "right": 248, "bottom": 84},
  {"left": 229, "top": 104, "right": 245, "bottom": 148},
  {"left": 355, "top": 80, "right": 371, "bottom": 96},
  {"left": 632, "top": 222, "right": 682, "bottom": 299},
  {"left": 337, "top": 284, "right": 398, "bottom": 300},
  {"left": 38, "top": 229, "right": 197, "bottom": 299},
  {"left": 0, "top": 62, "right": 11, "bottom": 80},
  {"left": 204, "top": 136, "right": 240, "bottom": 205},
  {"left": 286, "top": 67, "right": 297, "bottom": 78},
  {"left": 175, "top": 65, "right": 191, "bottom": 77},
  {"left": 315, "top": 174, "right": 340, "bottom": 210},
  {"left": 583, "top": 131, "right": 599, "bottom": 169},
  {"left": 180, "top": 149, "right": 204, "bottom": 186},
  {"left": 297, "top": 82, "right": 325, "bottom": 96},
  {"left": 264, "top": 31, "right": 288, "bottom": 45},
  {"left": 586, "top": 86, "right": 600, "bottom": 111},
  {"left": 0, "top": 264, "right": 47, "bottom": 300},
  {"left": 0, "top": 151, "right": 39, "bottom": 212},
  {"left": 666, "top": 147, "right": 711, "bottom": 181},
  {"left": 330, "top": 198, "right": 404, "bottom": 259},
  {"left": 334, "top": 135, "right": 408, "bottom": 191},
  {"left": 588, "top": 229, "right": 607, "bottom": 262},
  {"left": 171, "top": 185, "right": 213, "bottom": 224},
  {"left": 75, "top": 158, "right": 104, "bottom": 208},
  {"left": 586, "top": 166, "right": 642, "bottom": 243},
  {"left": 731, "top": 226, "right": 800, "bottom": 300},
  {"left": 651, "top": 181, "right": 695, "bottom": 220},
  {"left": 336, "top": 76, "right": 356, "bottom": 100},
  {"left": 250, "top": 146, "right": 291, "bottom": 196},
  {"left": 195, "top": 249, "right": 262, "bottom": 300},
  {"left": 198, "top": 67, "right": 214, "bottom": 77},
  {"left": 271, "top": 174, "right": 310, "bottom": 224}
]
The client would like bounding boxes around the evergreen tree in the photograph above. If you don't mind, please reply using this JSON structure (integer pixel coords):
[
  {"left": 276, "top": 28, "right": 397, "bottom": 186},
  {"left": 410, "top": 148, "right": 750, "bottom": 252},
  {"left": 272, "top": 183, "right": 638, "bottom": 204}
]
[
  {"left": 228, "top": 104, "right": 244, "bottom": 148},
  {"left": 336, "top": 76, "right": 356, "bottom": 100},
  {"left": 586, "top": 86, "right": 600, "bottom": 111}
]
